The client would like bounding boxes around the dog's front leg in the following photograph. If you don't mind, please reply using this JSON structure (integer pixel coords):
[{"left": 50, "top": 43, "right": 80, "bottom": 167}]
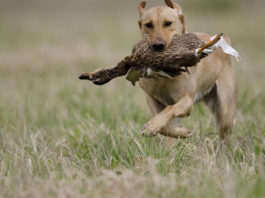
[{"left": 142, "top": 95, "right": 193, "bottom": 137}]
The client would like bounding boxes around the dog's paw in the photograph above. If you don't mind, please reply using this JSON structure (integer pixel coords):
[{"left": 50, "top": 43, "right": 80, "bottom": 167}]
[
  {"left": 141, "top": 122, "right": 162, "bottom": 137},
  {"left": 177, "top": 127, "right": 192, "bottom": 138},
  {"left": 159, "top": 126, "right": 192, "bottom": 139}
]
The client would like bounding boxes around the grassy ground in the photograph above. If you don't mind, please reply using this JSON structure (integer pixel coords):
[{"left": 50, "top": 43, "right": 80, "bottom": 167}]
[{"left": 0, "top": 0, "right": 265, "bottom": 197}]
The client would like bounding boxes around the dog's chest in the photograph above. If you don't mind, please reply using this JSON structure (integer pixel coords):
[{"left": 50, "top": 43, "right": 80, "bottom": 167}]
[
  {"left": 139, "top": 72, "right": 213, "bottom": 106},
  {"left": 139, "top": 77, "right": 178, "bottom": 106}
]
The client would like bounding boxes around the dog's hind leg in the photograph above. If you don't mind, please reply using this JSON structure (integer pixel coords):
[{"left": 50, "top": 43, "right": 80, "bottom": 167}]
[{"left": 203, "top": 63, "right": 237, "bottom": 140}]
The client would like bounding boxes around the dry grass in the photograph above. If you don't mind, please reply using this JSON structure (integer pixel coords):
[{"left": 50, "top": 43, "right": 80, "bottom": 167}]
[{"left": 0, "top": 0, "right": 265, "bottom": 197}]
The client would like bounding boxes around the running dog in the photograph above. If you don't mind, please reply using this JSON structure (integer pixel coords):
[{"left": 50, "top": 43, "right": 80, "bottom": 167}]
[{"left": 138, "top": 0, "right": 237, "bottom": 140}]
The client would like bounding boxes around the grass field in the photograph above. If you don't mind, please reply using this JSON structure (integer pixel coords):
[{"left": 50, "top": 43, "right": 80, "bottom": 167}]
[{"left": 0, "top": 0, "right": 265, "bottom": 197}]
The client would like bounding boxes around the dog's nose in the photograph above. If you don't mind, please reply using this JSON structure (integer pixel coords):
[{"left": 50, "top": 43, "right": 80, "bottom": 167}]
[{"left": 152, "top": 41, "right": 165, "bottom": 51}]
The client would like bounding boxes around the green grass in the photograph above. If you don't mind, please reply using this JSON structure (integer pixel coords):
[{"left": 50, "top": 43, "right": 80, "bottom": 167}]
[{"left": 0, "top": 0, "right": 265, "bottom": 197}]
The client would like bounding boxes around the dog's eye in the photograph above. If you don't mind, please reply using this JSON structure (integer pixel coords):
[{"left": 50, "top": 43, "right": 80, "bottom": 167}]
[
  {"left": 164, "top": 21, "right": 172, "bottom": 27},
  {"left": 145, "top": 22, "right": 153, "bottom": 28}
]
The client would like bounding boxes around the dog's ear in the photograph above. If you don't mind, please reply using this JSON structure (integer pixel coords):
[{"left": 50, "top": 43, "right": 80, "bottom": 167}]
[
  {"left": 179, "top": 14, "right": 186, "bottom": 34},
  {"left": 138, "top": 1, "right": 146, "bottom": 29},
  {"left": 165, "top": 0, "right": 185, "bottom": 34},
  {"left": 138, "top": 20, "right": 142, "bottom": 29},
  {"left": 165, "top": 0, "right": 183, "bottom": 15},
  {"left": 138, "top": 1, "right": 147, "bottom": 17}
]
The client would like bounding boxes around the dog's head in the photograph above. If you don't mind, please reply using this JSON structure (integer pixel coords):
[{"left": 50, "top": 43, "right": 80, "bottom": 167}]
[{"left": 138, "top": 0, "right": 185, "bottom": 52}]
